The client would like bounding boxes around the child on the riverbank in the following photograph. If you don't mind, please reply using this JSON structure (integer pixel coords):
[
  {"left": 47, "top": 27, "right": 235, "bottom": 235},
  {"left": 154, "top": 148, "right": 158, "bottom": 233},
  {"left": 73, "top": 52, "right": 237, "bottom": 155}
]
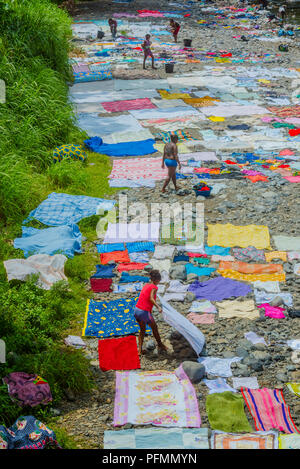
[
  {"left": 161, "top": 135, "right": 181, "bottom": 193},
  {"left": 134, "top": 270, "right": 167, "bottom": 355},
  {"left": 108, "top": 18, "right": 117, "bottom": 40},
  {"left": 170, "top": 19, "right": 180, "bottom": 43},
  {"left": 142, "top": 34, "right": 157, "bottom": 69}
]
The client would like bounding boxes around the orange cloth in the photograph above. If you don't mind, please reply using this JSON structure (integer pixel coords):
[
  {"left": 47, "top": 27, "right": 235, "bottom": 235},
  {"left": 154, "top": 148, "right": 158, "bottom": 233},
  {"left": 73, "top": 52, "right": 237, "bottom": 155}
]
[
  {"left": 100, "top": 250, "right": 130, "bottom": 265},
  {"left": 217, "top": 269, "right": 286, "bottom": 283},
  {"left": 219, "top": 261, "right": 283, "bottom": 274},
  {"left": 244, "top": 175, "right": 268, "bottom": 183},
  {"left": 117, "top": 263, "right": 148, "bottom": 272}
]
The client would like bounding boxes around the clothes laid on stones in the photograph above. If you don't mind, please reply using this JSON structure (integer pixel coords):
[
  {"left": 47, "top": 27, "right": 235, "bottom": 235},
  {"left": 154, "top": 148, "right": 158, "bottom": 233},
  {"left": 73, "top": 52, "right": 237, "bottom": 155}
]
[
  {"left": 204, "top": 245, "right": 231, "bottom": 256},
  {"left": 189, "top": 300, "right": 217, "bottom": 314},
  {"left": 254, "top": 290, "right": 293, "bottom": 307},
  {"left": 232, "top": 377, "right": 259, "bottom": 390},
  {"left": 117, "top": 263, "right": 149, "bottom": 272},
  {"left": 23, "top": 192, "right": 115, "bottom": 226},
  {"left": 188, "top": 277, "right": 251, "bottom": 301},
  {"left": 232, "top": 246, "right": 266, "bottom": 263},
  {"left": 207, "top": 224, "right": 271, "bottom": 249},
  {"left": 90, "top": 278, "right": 113, "bottom": 292},
  {"left": 91, "top": 264, "right": 116, "bottom": 278},
  {"left": 273, "top": 236, "right": 300, "bottom": 251},
  {"left": 206, "top": 392, "right": 252, "bottom": 433},
  {"left": 216, "top": 299, "right": 260, "bottom": 320},
  {"left": 129, "top": 251, "right": 150, "bottom": 263},
  {"left": 113, "top": 283, "right": 144, "bottom": 293},
  {"left": 113, "top": 366, "right": 201, "bottom": 427},
  {"left": 83, "top": 298, "right": 151, "bottom": 338},
  {"left": 100, "top": 249, "right": 130, "bottom": 264},
  {"left": 163, "top": 293, "right": 186, "bottom": 302},
  {"left": 218, "top": 269, "right": 285, "bottom": 283},
  {"left": 53, "top": 143, "right": 87, "bottom": 163},
  {"left": 187, "top": 312, "right": 215, "bottom": 324},
  {"left": 167, "top": 280, "right": 189, "bottom": 293},
  {"left": 102, "top": 98, "right": 156, "bottom": 112},
  {"left": 185, "top": 264, "right": 216, "bottom": 277},
  {"left": 14, "top": 224, "right": 82, "bottom": 258},
  {"left": 193, "top": 257, "right": 210, "bottom": 265},
  {"left": 64, "top": 335, "right": 86, "bottom": 349},
  {"left": 265, "top": 251, "right": 287, "bottom": 262},
  {"left": 286, "top": 383, "right": 300, "bottom": 398},
  {"left": 253, "top": 281, "right": 280, "bottom": 293},
  {"left": 103, "top": 222, "right": 160, "bottom": 244},
  {"left": 149, "top": 259, "right": 171, "bottom": 272},
  {"left": 173, "top": 254, "right": 189, "bottom": 263},
  {"left": 159, "top": 296, "right": 205, "bottom": 356},
  {"left": 0, "top": 416, "right": 61, "bottom": 449},
  {"left": 258, "top": 303, "right": 286, "bottom": 319},
  {"left": 241, "top": 387, "right": 299, "bottom": 434},
  {"left": 3, "top": 373, "right": 52, "bottom": 407},
  {"left": 211, "top": 430, "right": 278, "bottom": 450},
  {"left": 279, "top": 433, "right": 300, "bottom": 449},
  {"left": 203, "top": 378, "right": 236, "bottom": 394},
  {"left": 198, "top": 356, "right": 242, "bottom": 378},
  {"left": 119, "top": 272, "right": 149, "bottom": 283},
  {"left": 288, "top": 251, "right": 300, "bottom": 261},
  {"left": 97, "top": 243, "right": 125, "bottom": 253},
  {"left": 98, "top": 336, "right": 140, "bottom": 372},
  {"left": 104, "top": 427, "right": 209, "bottom": 449},
  {"left": 109, "top": 157, "right": 168, "bottom": 181},
  {"left": 84, "top": 136, "right": 156, "bottom": 157},
  {"left": 218, "top": 261, "right": 284, "bottom": 274},
  {"left": 153, "top": 245, "right": 175, "bottom": 259},
  {"left": 126, "top": 241, "right": 155, "bottom": 253},
  {"left": 77, "top": 113, "right": 143, "bottom": 137},
  {"left": 294, "top": 264, "right": 300, "bottom": 276},
  {"left": 3, "top": 254, "right": 67, "bottom": 290},
  {"left": 211, "top": 254, "right": 235, "bottom": 262}
]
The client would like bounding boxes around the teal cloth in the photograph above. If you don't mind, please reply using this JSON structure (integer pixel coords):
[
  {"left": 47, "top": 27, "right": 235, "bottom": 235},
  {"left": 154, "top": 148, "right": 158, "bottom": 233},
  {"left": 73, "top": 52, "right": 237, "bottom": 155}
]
[{"left": 185, "top": 263, "right": 216, "bottom": 276}]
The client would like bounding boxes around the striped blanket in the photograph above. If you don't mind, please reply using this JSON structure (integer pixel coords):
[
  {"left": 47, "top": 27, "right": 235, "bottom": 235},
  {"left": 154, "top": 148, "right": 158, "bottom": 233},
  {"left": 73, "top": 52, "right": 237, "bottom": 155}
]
[
  {"left": 241, "top": 387, "right": 299, "bottom": 434},
  {"left": 154, "top": 130, "right": 197, "bottom": 143}
]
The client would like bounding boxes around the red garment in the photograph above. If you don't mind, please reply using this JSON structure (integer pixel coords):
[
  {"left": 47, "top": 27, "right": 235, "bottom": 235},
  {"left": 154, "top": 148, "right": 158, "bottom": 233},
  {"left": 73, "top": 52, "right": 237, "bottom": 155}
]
[
  {"left": 100, "top": 249, "right": 130, "bottom": 265},
  {"left": 98, "top": 336, "right": 140, "bottom": 372},
  {"left": 117, "top": 263, "right": 148, "bottom": 272},
  {"left": 289, "top": 128, "right": 300, "bottom": 137},
  {"left": 136, "top": 283, "right": 158, "bottom": 312},
  {"left": 221, "top": 53, "right": 232, "bottom": 57},
  {"left": 90, "top": 278, "right": 112, "bottom": 293},
  {"left": 224, "top": 160, "right": 237, "bottom": 165},
  {"left": 187, "top": 252, "right": 208, "bottom": 258},
  {"left": 244, "top": 175, "right": 268, "bottom": 183}
]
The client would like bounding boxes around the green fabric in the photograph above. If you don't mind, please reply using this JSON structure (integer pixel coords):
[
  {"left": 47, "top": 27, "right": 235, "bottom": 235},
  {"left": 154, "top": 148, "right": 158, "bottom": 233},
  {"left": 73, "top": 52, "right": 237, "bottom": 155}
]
[
  {"left": 272, "top": 122, "right": 295, "bottom": 129},
  {"left": 206, "top": 392, "right": 252, "bottom": 433},
  {"left": 193, "top": 257, "right": 210, "bottom": 265}
]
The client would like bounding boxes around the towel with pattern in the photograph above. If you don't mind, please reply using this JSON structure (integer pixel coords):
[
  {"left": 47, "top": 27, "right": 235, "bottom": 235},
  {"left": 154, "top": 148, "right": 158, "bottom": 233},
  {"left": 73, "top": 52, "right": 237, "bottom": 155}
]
[
  {"left": 232, "top": 246, "right": 265, "bottom": 263},
  {"left": 241, "top": 388, "right": 299, "bottom": 434},
  {"left": 53, "top": 144, "right": 87, "bottom": 163},
  {"left": 113, "top": 366, "right": 201, "bottom": 427},
  {"left": 207, "top": 224, "right": 271, "bottom": 249},
  {"left": 218, "top": 269, "right": 285, "bottom": 283},
  {"left": 211, "top": 430, "right": 278, "bottom": 449},
  {"left": 154, "top": 130, "right": 197, "bottom": 143},
  {"left": 218, "top": 261, "right": 284, "bottom": 274},
  {"left": 98, "top": 336, "right": 140, "bottom": 371},
  {"left": 82, "top": 298, "right": 151, "bottom": 338}
]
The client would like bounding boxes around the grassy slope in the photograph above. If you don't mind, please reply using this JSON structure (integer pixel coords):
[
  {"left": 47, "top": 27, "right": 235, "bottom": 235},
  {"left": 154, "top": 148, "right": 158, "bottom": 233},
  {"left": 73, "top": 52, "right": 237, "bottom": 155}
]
[{"left": 0, "top": 0, "right": 120, "bottom": 446}]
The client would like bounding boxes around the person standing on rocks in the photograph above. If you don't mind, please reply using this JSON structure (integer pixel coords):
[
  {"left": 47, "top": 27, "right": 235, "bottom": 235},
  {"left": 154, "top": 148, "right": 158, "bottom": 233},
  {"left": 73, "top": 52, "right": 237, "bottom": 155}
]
[
  {"left": 108, "top": 18, "right": 117, "bottom": 40},
  {"left": 170, "top": 19, "right": 181, "bottom": 43},
  {"left": 134, "top": 270, "right": 167, "bottom": 355},
  {"left": 161, "top": 135, "right": 181, "bottom": 193},
  {"left": 142, "top": 34, "right": 157, "bottom": 70},
  {"left": 279, "top": 4, "right": 287, "bottom": 22}
]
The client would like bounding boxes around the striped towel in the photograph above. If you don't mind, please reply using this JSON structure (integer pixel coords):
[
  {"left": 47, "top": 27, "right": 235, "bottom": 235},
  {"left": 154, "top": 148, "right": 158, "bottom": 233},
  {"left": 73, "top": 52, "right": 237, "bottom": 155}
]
[
  {"left": 154, "top": 130, "right": 197, "bottom": 143},
  {"left": 241, "top": 387, "right": 299, "bottom": 434}
]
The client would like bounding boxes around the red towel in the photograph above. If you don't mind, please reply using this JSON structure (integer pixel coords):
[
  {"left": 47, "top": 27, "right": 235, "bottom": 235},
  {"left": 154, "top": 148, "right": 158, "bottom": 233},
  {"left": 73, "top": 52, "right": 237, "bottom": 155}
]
[
  {"left": 90, "top": 278, "right": 112, "bottom": 292},
  {"left": 98, "top": 336, "right": 140, "bottom": 371},
  {"left": 289, "top": 128, "right": 300, "bottom": 137},
  {"left": 100, "top": 249, "right": 130, "bottom": 265},
  {"left": 117, "top": 263, "right": 148, "bottom": 272}
]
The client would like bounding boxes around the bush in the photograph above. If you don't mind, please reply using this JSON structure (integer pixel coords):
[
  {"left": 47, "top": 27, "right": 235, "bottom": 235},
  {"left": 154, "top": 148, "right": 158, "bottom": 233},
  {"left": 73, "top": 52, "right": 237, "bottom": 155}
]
[{"left": 47, "top": 160, "right": 89, "bottom": 193}]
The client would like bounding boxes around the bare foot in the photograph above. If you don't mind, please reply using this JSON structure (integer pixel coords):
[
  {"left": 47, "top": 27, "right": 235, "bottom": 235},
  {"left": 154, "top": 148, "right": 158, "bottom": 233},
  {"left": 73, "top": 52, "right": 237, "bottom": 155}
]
[{"left": 161, "top": 189, "right": 166, "bottom": 193}]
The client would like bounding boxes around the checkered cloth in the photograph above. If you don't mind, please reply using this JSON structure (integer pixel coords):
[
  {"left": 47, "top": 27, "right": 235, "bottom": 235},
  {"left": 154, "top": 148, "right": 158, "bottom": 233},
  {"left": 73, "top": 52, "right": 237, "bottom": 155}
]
[{"left": 24, "top": 192, "right": 116, "bottom": 226}]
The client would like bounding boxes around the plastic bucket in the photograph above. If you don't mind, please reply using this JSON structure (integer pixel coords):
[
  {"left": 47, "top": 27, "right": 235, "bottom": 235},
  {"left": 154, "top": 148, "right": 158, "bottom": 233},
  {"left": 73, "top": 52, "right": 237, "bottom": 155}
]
[
  {"left": 165, "top": 63, "right": 174, "bottom": 73},
  {"left": 193, "top": 183, "right": 212, "bottom": 197},
  {"left": 97, "top": 31, "right": 105, "bottom": 39},
  {"left": 184, "top": 39, "right": 192, "bottom": 47},
  {"left": 279, "top": 44, "right": 288, "bottom": 52}
]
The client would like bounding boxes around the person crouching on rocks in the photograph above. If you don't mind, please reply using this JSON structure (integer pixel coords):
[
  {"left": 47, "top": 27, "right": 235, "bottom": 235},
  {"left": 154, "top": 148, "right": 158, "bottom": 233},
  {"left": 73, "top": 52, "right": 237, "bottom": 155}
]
[
  {"left": 134, "top": 270, "right": 167, "bottom": 355},
  {"left": 162, "top": 135, "right": 181, "bottom": 193}
]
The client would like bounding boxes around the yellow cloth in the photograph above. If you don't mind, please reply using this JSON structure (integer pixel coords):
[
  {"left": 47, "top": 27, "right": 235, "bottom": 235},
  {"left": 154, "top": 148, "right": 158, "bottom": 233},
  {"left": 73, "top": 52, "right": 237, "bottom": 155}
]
[
  {"left": 258, "top": 79, "right": 270, "bottom": 84},
  {"left": 183, "top": 97, "right": 219, "bottom": 107},
  {"left": 265, "top": 251, "right": 287, "bottom": 262},
  {"left": 154, "top": 142, "right": 190, "bottom": 153},
  {"left": 207, "top": 223, "right": 271, "bottom": 249},
  {"left": 208, "top": 116, "right": 225, "bottom": 122},
  {"left": 216, "top": 299, "right": 259, "bottom": 320},
  {"left": 279, "top": 433, "right": 300, "bottom": 449},
  {"left": 217, "top": 269, "right": 285, "bottom": 283},
  {"left": 158, "top": 89, "right": 191, "bottom": 100},
  {"left": 215, "top": 58, "right": 231, "bottom": 63},
  {"left": 286, "top": 382, "right": 300, "bottom": 398}
]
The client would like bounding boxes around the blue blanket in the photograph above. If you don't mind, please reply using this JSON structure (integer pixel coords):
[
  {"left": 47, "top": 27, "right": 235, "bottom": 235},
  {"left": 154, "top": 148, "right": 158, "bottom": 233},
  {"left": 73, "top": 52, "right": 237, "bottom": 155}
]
[
  {"left": 84, "top": 137, "right": 156, "bottom": 157},
  {"left": 185, "top": 264, "right": 216, "bottom": 277},
  {"left": 91, "top": 264, "right": 116, "bottom": 278},
  {"left": 24, "top": 192, "right": 116, "bottom": 227},
  {"left": 97, "top": 243, "right": 125, "bottom": 253},
  {"left": 14, "top": 224, "right": 82, "bottom": 258},
  {"left": 119, "top": 272, "right": 149, "bottom": 283},
  {"left": 126, "top": 241, "right": 155, "bottom": 253}
]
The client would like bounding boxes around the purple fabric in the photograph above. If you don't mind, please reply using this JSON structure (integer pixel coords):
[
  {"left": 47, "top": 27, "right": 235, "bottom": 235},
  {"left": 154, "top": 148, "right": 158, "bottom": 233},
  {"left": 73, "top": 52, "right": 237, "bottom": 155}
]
[
  {"left": 3, "top": 372, "right": 52, "bottom": 407},
  {"left": 242, "top": 169, "right": 264, "bottom": 176},
  {"left": 188, "top": 276, "right": 251, "bottom": 301}
]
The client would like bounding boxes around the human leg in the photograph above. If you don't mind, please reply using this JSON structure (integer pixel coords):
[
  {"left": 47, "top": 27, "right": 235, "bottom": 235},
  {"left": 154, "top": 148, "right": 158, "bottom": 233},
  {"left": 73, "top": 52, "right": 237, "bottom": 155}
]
[
  {"left": 136, "top": 318, "right": 146, "bottom": 354},
  {"left": 149, "top": 320, "right": 167, "bottom": 351},
  {"left": 162, "top": 166, "right": 173, "bottom": 192}
]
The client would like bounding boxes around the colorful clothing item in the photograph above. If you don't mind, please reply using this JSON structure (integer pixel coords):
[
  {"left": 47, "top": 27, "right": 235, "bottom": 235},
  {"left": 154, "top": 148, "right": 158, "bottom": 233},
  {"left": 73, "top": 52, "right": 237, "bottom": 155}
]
[
  {"left": 164, "top": 158, "right": 177, "bottom": 168},
  {"left": 155, "top": 130, "right": 197, "bottom": 143},
  {"left": 188, "top": 277, "right": 251, "bottom": 301},
  {"left": 241, "top": 388, "right": 299, "bottom": 434},
  {"left": 53, "top": 144, "right": 86, "bottom": 163},
  {"left": 257, "top": 303, "right": 286, "bottom": 319},
  {"left": 265, "top": 251, "right": 287, "bottom": 262},
  {"left": 134, "top": 306, "right": 154, "bottom": 325},
  {"left": 98, "top": 336, "right": 140, "bottom": 372},
  {"left": 203, "top": 378, "right": 236, "bottom": 394},
  {"left": 279, "top": 433, "right": 300, "bottom": 449},
  {"left": 3, "top": 373, "right": 52, "bottom": 408},
  {"left": 211, "top": 430, "right": 278, "bottom": 449},
  {"left": 0, "top": 416, "right": 60, "bottom": 449},
  {"left": 232, "top": 246, "right": 265, "bottom": 263},
  {"left": 90, "top": 278, "right": 113, "bottom": 292},
  {"left": 217, "top": 269, "right": 285, "bottom": 283},
  {"left": 136, "top": 283, "right": 157, "bottom": 313},
  {"left": 113, "top": 366, "right": 201, "bottom": 428},
  {"left": 207, "top": 224, "right": 271, "bottom": 249},
  {"left": 218, "top": 261, "right": 284, "bottom": 274},
  {"left": 216, "top": 299, "right": 259, "bottom": 320},
  {"left": 100, "top": 249, "right": 130, "bottom": 265},
  {"left": 286, "top": 383, "right": 300, "bottom": 398},
  {"left": 198, "top": 356, "right": 242, "bottom": 378},
  {"left": 206, "top": 392, "right": 252, "bottom": 433}
]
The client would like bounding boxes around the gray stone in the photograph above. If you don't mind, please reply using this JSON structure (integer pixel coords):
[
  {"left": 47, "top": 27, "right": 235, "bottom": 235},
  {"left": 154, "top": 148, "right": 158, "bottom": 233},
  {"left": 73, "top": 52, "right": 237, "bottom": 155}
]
[
  {"left": 186, "top": 292, "right": 196, "bottom": 302},
  {"left": 251, "top": 351, "right": 271, "bottom": 361},
  {"left": 170, "top": 264, "right": 187, "bottom": 280},
  {"left": 236, "top": 347, "right": 249, "bottom": 358},
  {"left": 182, "top": 361, "right": 206, "bottom": 383},
  {"left": 269, "top": 296, "right": 284, "bottom": 307},
  {"left": 146, "top": 340, "right": 156, "bottom": 351},
  {"left": 276, "top": 373, "right": 287, "bottom": 382},
  {"left": 249, "top": 360, "right": 264, "bottom": 372}
]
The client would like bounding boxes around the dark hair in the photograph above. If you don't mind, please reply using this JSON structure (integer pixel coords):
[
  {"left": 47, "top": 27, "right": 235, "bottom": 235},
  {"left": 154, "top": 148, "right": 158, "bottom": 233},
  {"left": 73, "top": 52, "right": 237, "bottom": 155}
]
[
  {"left": 150, "top": 270, "right": 161, "bottom": 282},
  {"left": 146, "top": 34, "right": 150, "bottom": 38},
  {"left": 170, "top": 135, "right": 178, "bottom": 143}
]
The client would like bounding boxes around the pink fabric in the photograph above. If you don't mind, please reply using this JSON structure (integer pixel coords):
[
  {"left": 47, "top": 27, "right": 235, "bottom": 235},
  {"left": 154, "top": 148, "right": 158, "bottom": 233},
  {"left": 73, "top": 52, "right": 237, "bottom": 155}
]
[
  {"left": 242, "top": 169, "right": 264, "bottom": 176},
  {"left": 258, "top": 303, "right": 286, "bottom": 319},
  {"left": 187, "top": 313, "right": 215, "bottom": 324},
  {"left": 109, "top": 157, "right": 168, "bottom": 180},
  {"left": 279, "top": 149, "right": 294, "bottom": 156},
  {"left": 284, "top": 176, "right": 300, "bottom": 183},
  {"left": 102, "top": 98, "right": 156, "bottom": 113},
  {"left": 284, "top": 118, "right": 300, "bottom": 125}
]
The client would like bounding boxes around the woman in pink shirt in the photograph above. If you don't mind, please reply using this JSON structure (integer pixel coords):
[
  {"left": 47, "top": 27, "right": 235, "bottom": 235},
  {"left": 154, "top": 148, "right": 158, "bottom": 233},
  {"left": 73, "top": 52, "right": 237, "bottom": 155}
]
[{"left": 134, "top": 270, "right": 167, "bottom": 355}]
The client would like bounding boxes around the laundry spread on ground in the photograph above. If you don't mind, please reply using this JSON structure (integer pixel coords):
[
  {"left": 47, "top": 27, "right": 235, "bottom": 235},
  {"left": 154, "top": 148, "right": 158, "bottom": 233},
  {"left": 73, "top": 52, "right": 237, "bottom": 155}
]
[
  {"left": 207, "top": 224, "right": 271, "bottom": 249},
  {"left": 206, "top": 392, "right": 252, "bottom": 433},
  {"left": 211, "top": 430, "right": 278, "bottom": 449},
  {"left": 98, "top": 336, "right": 140, "bottom": 371}
]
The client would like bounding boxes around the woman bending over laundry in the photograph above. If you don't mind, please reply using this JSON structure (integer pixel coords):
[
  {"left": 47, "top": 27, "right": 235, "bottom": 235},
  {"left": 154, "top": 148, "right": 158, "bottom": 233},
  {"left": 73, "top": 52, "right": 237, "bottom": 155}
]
[
  {"left": 161, "top": 135, "right": 181, "bottom": 193},
  {"left": 170, "top": 19, "right": 180, "bottom": 43},
  {"left": 134, "top": 270, "right": 167, "bottom": 355},
  {"left": 142, "top": 34, "right": 157, "bottom": 70},
  {"left": 108, "top": 18, "right": 117, "bottom": 40}
]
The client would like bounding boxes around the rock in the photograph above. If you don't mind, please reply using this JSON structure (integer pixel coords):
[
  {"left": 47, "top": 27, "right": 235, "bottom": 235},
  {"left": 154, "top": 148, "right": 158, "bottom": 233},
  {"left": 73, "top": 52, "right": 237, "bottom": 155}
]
[
  {"left": 269, "top": 296, "right": 284, "bottom": 307},
  {"left": 223, "top": 351, "right": 237, "bottom": 358},
  {"left": 251, "top": 351, "right": 271, "bottom": 361},
  {"left": 170, "top": 264, "right": 187, "bottom": 280},
  {"left": 236, "top": 347, "right": 249, "bottom": 358},
  {"left": 276, "top": 373, "right": 287, "bottom": 382},
  {"left": 182, "top": 361, "right": 206, "bottom": 383},
  {"left": 253, "top": 343, "right": 267, "bottom": 351},
  {"left": 146, "top": 339, "right": 155, "bottom": 351},
  {"left": 249, "top": 360, "right": 264, "bottom": 372},
  {"left": 238, "top": 339, "right": 253, "bottom": 351},
  {"left": 186, "top": 292, "right": 196, "bottom": 302},
  {"left": 64, "top": 388, "right": 76, "bottom": 402},
  {"left": 291, "top": 371, "right": 300, "bottom": 381}
]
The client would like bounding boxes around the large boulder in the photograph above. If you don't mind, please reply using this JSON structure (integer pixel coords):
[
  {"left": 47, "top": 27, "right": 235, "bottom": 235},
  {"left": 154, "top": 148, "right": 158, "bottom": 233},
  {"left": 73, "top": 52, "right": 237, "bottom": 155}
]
[{"left": 181, "top": 361, "right": 206, "bottom": 383}]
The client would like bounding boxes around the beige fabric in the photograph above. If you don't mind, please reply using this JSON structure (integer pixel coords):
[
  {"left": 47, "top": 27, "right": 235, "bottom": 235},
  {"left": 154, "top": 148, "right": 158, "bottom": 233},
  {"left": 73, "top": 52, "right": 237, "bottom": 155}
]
[{"left": 216, "top": 299, "right": 260, "bottom": 320}]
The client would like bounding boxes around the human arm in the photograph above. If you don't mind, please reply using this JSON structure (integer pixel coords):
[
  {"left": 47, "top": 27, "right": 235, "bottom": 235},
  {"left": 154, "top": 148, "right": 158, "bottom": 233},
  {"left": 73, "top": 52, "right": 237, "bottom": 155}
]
[
  {"left": 150, "top": 288, "right": 162, "bottom": 313},
  {"left": 162, "top": 146, "right": 166, "bottom": 168}
]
